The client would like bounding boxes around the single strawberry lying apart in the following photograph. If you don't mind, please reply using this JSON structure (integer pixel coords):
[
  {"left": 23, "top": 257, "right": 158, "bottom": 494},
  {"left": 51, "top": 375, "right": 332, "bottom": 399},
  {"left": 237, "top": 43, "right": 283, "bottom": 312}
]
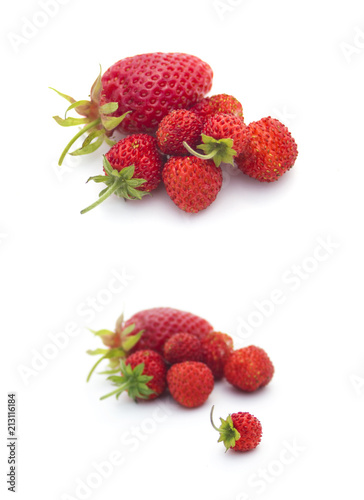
[
  {"left": 51, "top": 52, "right": 213, "bottom": 164},
  {"left": 210, "top": 405, "right": 262, "bottom": 452}
]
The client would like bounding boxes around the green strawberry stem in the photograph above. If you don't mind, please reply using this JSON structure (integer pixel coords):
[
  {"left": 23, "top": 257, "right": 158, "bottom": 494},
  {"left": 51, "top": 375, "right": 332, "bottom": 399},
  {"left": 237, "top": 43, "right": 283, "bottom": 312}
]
[
  {"left": 100, "top": 361, "right": 155, "bottom": 401},
  {"left": 80, "top": 157, "right": 148, "bottom": 215},
  {"left": 51, "top": 67, "right": 130, "bottom": 165},
  {"left": 210, "top": 405, "right": 241, "bottom": 452},
  {"left": 81, "top": 182, "right": 121, "bottom": 215},
  {"left": 183, "top": 141, "right": 217, "bottom": 160},
  {"left": 183, "top": 134, "right": 237, "bottom": 168},
  {"left": 86, "top": 347, "right": 126, "bottom": 382},
  {"left": 58, "top": 119, "right": 100, "bottom": 166}
]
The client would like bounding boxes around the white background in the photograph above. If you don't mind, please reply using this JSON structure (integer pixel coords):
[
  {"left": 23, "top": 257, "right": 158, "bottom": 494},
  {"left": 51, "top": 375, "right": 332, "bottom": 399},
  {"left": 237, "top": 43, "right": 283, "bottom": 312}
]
[{"left": 1, "top": 0, "right": 364, "bottom": 498}]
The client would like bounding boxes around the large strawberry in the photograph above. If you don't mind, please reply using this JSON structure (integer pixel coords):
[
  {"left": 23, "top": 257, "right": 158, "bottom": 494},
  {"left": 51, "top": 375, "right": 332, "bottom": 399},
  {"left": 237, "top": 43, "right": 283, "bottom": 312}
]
[
  {"left": 210, "top": 406, "right": 262, "bottom": 452},
  {"left": 235, "top": 117, "right": 298, "bottom": 182},
  {"left": 167, "top": 361, "right": 214, "bottom": 408},
  {"left": 162, "top": 156, "right": 223, "bottom": 213},
  {"left": 51, "top": 53, "right": 213, "bottom": 164},
  {"left": 86, "top": 307, "right": 213, "bottom": 381},
  {"left": 81, "top": 134, "right": 164, "bottom": 214}
]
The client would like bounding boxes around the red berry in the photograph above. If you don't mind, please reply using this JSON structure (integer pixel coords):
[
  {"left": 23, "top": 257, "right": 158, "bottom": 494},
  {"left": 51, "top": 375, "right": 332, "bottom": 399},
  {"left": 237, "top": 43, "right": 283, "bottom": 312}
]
[
  {"left": 163, "top": 333, "right": 202, "bottom": 364},
  {"left": 101, "top": 350, "right": 167, "bottom": 402},
  {"left": 210, "top": 406, "right": 262, "bottom": 452},
  {"left": 52, "top": 52, "right": 213, "bottom": 163},
  {"left": 81, "top": 134, "right": 164, "bottom": 214},
  {"left": 167, "top": 361, "right": 214, "bottom": 408},
  {"left": 162, "top": 156, "right": 223, "bottom": 213},
  {"left": 190, "top": 94, "right": 243, "bottom": 120},
  {"left": 235, "top": 117, "right": 298, "bottom": 182},
  {"left": 200, "top": 331, "right": 234, "bottom": 379},
  {"left": 101, "top": 53, "right": 213, "bottom": 133},
  {"left": 202, "top": 113, "right": 247, "bottom": 156},
  {"left": 156, "top": 110, "right": 204, "bottom": 156},
  {"left": 224, "top": 346, "right": 274, "bottom": 392}
]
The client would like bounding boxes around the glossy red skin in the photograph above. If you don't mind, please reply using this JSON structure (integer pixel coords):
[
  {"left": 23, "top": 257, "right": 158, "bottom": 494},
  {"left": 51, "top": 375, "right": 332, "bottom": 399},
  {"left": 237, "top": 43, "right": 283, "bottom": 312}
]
[
  {"left": 224, "top": 346, "right": 274, "bottom": 392},
  {"left": 126, "top": 350, "right": 167, "bottom": 400},
  {"left": 202, "top": 113, "right": 247, "bottom": 156},
  {"left": 163, "top": 333, "right": 202, "bottom": 364},
  {"left": 100, "top": 53, "right": 213, "bottom": 133},
  {"left": 105, "top": 134, "right": 164, "bottom": 192},
  {"left": 123, "top": 307, "right": 213, "bottom": 355},
  {"left": 156, "top": 110, "right": 204, "bottom": 156},
  {"left": 235, "top": 117, "right": 298, "bottom": 182},
  {"left": 231, "top": 412, "right": 262, "bottom": 451},
  {"left": 162, "top": 156, "right": 223, "bottom": 213},
  {"left": 167, "top": 361, "right": 214, "bottom": 408},
  {"left": 200, "top": 331, "right": 234, "bottom": 379}
]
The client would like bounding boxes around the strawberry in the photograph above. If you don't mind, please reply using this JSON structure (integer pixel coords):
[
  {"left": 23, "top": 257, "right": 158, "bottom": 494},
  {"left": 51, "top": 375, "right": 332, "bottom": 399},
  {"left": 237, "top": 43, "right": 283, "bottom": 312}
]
[
  {"left": 189, "top": 94, "right": 243, "bottom": 120},
  {"left": 101, "top": 350, "right": 167, "bottom": 401},
  {"left": 200, "top": 331, "right": 234, "bottom": 379},
  {"left": 156, "top": 109, "right": 204, "bottom": 156},
  {"left": 224, "top": 346, "right": 274, "bottom": 392},
  {"left": 235, "top": 117, "right": 298, "bottom": 182},
  {"left": 162, "top": 156, "right": 223, "bottom": 213},
  {"left": 51, "top": 53, "right": 213, "bottom": 164},
  {"left": 210, "top": 405, "right": 262, "bottom": 452},
  {"left": 163, "top": 333, "right": 202, "bottom": 364},
  {"left": 167, "top": 361, "right": 214, "bottom": 408},
  {"left": 184, "top": 113, "right": 247, "bottom": 167},
  {"left": 81, "top": 134, "right": 164, "bottom": 214}
]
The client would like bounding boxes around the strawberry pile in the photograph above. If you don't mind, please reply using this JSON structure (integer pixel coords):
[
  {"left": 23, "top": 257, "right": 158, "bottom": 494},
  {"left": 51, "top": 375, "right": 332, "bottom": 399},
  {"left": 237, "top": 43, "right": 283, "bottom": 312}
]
[
  {"left": 52, "top": 52, "right": 298, "bottom": 214},
  {"left": 87, "top": 306, "right": 274, "bottom": 452}
]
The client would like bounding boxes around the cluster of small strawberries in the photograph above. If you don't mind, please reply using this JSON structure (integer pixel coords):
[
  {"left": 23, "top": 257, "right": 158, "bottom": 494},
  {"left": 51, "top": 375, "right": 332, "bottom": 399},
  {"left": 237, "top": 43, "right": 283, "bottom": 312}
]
[
  {"left": 52, "top": 52, "right": 299, "bottom": 215},
  {"left": 87, "top": 307, "right": 273, "bottom": 452}
]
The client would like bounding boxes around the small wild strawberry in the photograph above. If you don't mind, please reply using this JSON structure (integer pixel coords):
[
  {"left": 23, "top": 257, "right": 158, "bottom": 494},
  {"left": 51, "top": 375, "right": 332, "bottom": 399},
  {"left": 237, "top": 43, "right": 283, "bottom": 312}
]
[
  {"left": 156, "top": 109, "right": 204, "bottom": 156},
  {"left": 81, "top": 134, "right": 164, "bottom": 214},
  {"left": 184, "top": 113, "right": 247, "bottom": 167},
  {"left": 190, "top": 94, "right": 243, "bottom": 120},
  {"left": 200, "top": 331, "right": 234, "bottom": 379},
  {"left": 167, "top": 361, "right": 214, "bottom": 408},
  {"left": 163, "top": 333, "right": 203, "bottom": 364},
  {"left": 162, "top": 156, "right": 223, "bottom": 213},
  {"left": 224, "top": 346, "right": 274, "bottom": 392},
  {"left": 100, "top": 350, "right": 167, "bottom": 401},
  {"left": 210, "top": 405, "right": 262, "bottom": 452},
  {"left": 235, "top": 117, "right": 298, "bottom": 182}
]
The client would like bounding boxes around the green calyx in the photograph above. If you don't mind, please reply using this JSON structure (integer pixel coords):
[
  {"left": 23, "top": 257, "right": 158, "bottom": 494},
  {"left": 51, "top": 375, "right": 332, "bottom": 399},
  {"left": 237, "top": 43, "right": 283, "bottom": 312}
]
[
  {"left": 86, "top": 319, "right": 144, "bottom": 382},
  {"left": 50, "top": 66, "right": 130, "bottom": 165},
  {"left": 80, "top": 156, "right": 149, "bottom": 214},
  {"left": 100, "top": 361, "right": 155, "bottom": 401},
  {"left": 210, "top": 405, "right": 240, "bottom": 452},
  {"left": 183, "top": 134, "right": 237, "bottom": 168}
]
